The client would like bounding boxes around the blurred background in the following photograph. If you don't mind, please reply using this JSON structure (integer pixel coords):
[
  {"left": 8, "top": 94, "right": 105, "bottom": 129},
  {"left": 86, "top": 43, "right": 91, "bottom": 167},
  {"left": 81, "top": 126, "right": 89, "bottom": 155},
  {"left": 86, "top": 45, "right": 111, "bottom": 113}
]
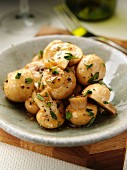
[
  {"left": 0, "top": 0, "right": 126, "bottom": 48},
  {"left": 0, "top": 0, "right": 127, "bottom": 50}
]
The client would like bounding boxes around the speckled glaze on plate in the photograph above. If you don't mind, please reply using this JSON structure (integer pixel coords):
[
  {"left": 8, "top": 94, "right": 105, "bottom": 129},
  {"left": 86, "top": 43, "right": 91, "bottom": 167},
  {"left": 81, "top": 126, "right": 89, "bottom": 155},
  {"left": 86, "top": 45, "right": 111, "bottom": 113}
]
[{"left": 0, "top": 35, "right": 127, "bottom": 147}]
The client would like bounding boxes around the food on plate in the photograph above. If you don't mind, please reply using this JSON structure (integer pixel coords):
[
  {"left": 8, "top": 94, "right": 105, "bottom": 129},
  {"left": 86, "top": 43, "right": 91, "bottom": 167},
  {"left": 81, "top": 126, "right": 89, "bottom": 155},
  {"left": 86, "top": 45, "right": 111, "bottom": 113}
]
[
  {"left": 47, "top": 69, "right": 76, "bottom": 99},
  {"left": 35, "top": 89, "right": 65, "bottom": 129},
  {"left": 4, "top": 40, "right": 117, "bottom": 129},
  {"left": 43, "top": 40, "right": 83, "bottom": 69},
  {"left": 76, "top": 54, "right": 106, "bottom": 85},
  {"left": 4, "top": 69, "right": 34, "bottom": 102}
]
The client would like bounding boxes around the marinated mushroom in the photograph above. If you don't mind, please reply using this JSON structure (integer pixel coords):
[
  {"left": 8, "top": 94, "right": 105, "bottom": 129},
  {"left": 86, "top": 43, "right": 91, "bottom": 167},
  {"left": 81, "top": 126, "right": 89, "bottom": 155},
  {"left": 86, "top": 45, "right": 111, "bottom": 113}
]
[
  {"left": 3, "top": 40, "right": 117, "bottom": 129},
  {"left": 42, "top": 66, "right": 66, "bottom": 89},
  {"left": 76, "top": 54, "right": 106, "bottom": 85},
  {"left": 4, "top": 69, "right": 34, "bottom": 102},
  {"left": 25, "top": 91, "right": 39, "bottom": 115},
  {"left": 34, "top": 89, "right": 65, "bottom": 129},
  {"left": 48, "top": 69, "right": 76, "bottom": 99},
  {"left": 25, "top": 60, "right": 46, "bottom": 83},
  {"left": 43, "top": 40, "right": 83, "bottom": 69},
  {"left": 66, "top": 96, "right": 97, "bottom": 126},
  {"left": 82, "top": 83, "right": 117, "bottom": 115}
]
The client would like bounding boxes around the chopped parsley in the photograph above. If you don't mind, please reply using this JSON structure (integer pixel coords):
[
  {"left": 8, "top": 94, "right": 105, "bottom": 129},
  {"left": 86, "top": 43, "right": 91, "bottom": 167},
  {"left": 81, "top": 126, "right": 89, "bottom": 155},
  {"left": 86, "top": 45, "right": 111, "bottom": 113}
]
[
  {"left": 46, "top": 102, "right": 52, "bottom": 107},
  {"left": 86, "top": 117, "right": 96, "bottom": 127},
  {"left": 103, "top": 101, "right": 109, "bottom": 104},
  {"left": 38, "top": 50, "right": 43, "bottom": 59},
  {"left": 45, "top": 92, "right": 49, "bottom": 97},
  {"left": 99, "top": 80, "right": 112, "bottom": 91},
  {"left": 36, "top": 94, "right": 45, "bottom": 101},
  {"left": 88, "top": 72, "right": 99, "bottom": 84},
  {"left": 85, "top": 63, "right": 93, "bottom": 70},
  {"left": 65, "top": 68, "right": 70, "bottom": 72},
  {"left": 49, "top": 66, "right": 57, "bottom": 71},
  {"left": 86, "top": 108, "right": 94, "bottom": 116},
  {"left": 50, "top": 111, "right": 57, "bottom": 120},
  {"left": 15, "top": 72, "right": 22, "bottom": 79},
  {"left": 64, "top": 53, "right": 78, "bottom": 60},
  {"left": 65, "top": 111, "right": 72, "bottom": 120},
  {"left": 83, "top": 90, "right": 92, "bottom": 97},
  {"left": 52, "top": 70, "right": 59, "bottom": 75},
  {"left": 25, "top": 78, "right": 33, "bottom": 84}
]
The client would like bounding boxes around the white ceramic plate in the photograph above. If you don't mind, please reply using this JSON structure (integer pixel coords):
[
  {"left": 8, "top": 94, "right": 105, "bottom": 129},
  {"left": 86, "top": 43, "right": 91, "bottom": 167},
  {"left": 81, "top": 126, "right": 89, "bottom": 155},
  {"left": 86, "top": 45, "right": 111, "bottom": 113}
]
[{"left": 0, "top": 35, "right": 127, "bottom": 147}]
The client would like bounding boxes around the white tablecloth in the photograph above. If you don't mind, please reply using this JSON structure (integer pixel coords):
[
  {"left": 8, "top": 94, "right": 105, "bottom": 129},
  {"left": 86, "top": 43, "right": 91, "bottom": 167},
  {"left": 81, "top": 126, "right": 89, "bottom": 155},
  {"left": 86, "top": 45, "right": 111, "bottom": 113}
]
[{"left": 0, "top": 0, "right": 127, "bottom": 170}]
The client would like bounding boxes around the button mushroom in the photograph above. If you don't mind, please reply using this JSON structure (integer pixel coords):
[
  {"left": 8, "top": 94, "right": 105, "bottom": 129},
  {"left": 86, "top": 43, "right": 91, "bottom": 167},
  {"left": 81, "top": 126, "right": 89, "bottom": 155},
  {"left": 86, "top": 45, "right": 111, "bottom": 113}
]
[
  {"left": 34, "top": 89, "right": 65, "bottom": 129},
  {"left": 47, "top": 69, "right": 76, "bottom": 99},
  {"left": 24, "top": 60, "right": 46, "bottom": 83},
  {"left": 82, "top": 83, "right": 117, "bottom": 115},
  {"left": 4, "top": 69, "right": 34, "bottom": 102},
  {"left": 76, "top": 54, "right": 106, "bottom": 85},
  {"left": 43, "top": 40, "right": 83, "bottom": 69},
  {"left": 42, "top": 66, "right": 66, "bottom": 89},
  {"left": 66, "top": 96, "right": 97, "bottom": 126}
]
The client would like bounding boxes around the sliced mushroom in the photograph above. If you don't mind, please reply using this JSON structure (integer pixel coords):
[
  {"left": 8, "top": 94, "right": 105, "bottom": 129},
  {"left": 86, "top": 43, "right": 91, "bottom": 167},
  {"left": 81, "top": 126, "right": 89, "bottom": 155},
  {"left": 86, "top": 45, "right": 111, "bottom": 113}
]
[
  {"left": 82, "top": 83, "right": 117, "bottom": 115},
  {"left": 69, "top": 95, "right": 87, "bottom": 110},
  {"left": 34, "top": 88, "right": 65, "bottom": 129},
  {"left": 66, "top": 100, "right": 97, "bottom": 126}
]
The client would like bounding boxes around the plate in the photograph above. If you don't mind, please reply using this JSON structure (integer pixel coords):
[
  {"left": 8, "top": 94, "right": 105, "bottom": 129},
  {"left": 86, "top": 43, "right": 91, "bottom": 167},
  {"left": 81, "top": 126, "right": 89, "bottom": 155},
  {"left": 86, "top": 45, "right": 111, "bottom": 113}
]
[{"left": 0, "top": 35, "right": 127, "bottom": 147}]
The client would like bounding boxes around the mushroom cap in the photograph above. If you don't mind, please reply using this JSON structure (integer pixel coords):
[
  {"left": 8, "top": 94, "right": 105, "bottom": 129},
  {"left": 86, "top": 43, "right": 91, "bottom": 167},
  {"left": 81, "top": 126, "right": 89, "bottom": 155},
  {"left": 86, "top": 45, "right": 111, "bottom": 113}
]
[
  {"left": 4, "top": 69, "right": 34, "bottom": 102},
  {"left": 43, "top": 40, "right": 83, "bottom": 68},
  {"left": 48, "top": 70, "right": 76, "bottom": 99},
  {"left": 66, "top": 103, "right": 97, "bottom": 126},
  {"left": 82, "top": 83, "right": 110, "bottom": 103},
  {"left": 76, "top": 54, "right": 106, "bottom": 85},
  {"left": 82, "top": 83, "right": 117, "bottom": 115}
]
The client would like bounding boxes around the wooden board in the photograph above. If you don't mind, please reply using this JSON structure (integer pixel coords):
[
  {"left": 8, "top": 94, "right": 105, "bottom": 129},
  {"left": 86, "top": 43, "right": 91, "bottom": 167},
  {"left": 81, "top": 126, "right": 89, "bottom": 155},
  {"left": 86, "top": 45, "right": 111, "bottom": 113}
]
[{"left": 0, "top": 128, "right": 127, "bottom": 170}]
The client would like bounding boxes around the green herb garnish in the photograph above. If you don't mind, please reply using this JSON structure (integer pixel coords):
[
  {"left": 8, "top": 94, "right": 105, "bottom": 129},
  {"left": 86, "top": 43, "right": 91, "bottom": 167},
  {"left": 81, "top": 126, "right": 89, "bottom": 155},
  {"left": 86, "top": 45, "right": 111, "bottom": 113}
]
[
  {"left": 38, "top": 50, "right": 43, "bottom": 59},
  {"left": 25, "top": 78, "right": 33, "bottom": 84},
  {"left": 99, "top": 80, "right": 112, "bottom": 91},
  {"left": 38, "top": 81, "right": 41, "bottom": 87},
  {"left": 52, "top": 70, "right": 59, "bottom": 75},
  {"left": 86, "top": 117, "right": 96, "bottom": 127},
  {"left": 36, "top": 94, "right": 45, "bottom": 101},
  {"left": 45, "top": 92, "right": 49, "bottom": 97},
  {"left": 85, "top": 63, "right": 93, "bottom": 70},
  {"left": 86, "top": 108, "right": 94, "bottom": 116},
  {"left": 103, "top": 101, "right": 109, "bottom": 104},
  {"left": 83, "top": 90, "right": 92, "bottom": 97},
  {"left": 88, "top": 72, "right": 99, "bottom": 84},
  {"left": 65, "top": 68, "right": 70, "bottom": 72},
  {"left": 15, "top": 72, "right": 22, "bottom": 79},
  {"left": 46, "top": 102, "right": 52, "bottom": 107},
  {"left": 64, "top": 53, "right": 78, "bottom": 60},
  {"left": 49, "top": 66, "right": 57, "bottom": 71},
  {"left": 50, "top": 111, "right": 57, "bottom": 120},
  {"left": 65, "top": 111, "right": 72, "bottom": 120}
]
